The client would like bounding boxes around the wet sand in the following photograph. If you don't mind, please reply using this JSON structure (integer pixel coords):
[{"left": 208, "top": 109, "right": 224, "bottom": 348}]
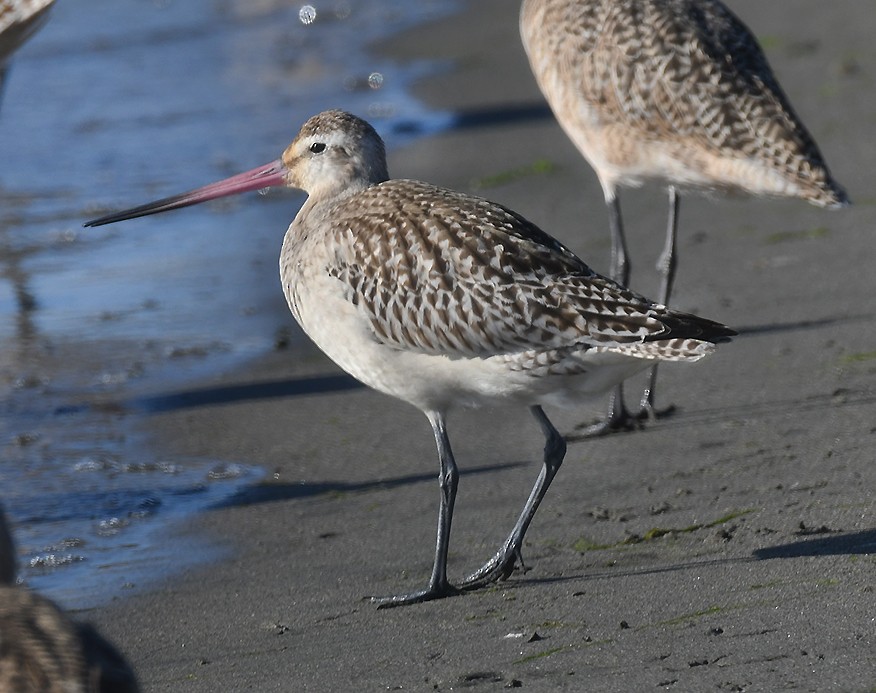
[{"left": 81, "top": 1, "right": 876, "bottom": 690}]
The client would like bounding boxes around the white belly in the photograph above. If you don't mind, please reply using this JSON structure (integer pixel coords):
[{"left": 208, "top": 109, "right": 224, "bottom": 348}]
[{"left": 283, "top": 266, "right": 651, "bottom": 415}]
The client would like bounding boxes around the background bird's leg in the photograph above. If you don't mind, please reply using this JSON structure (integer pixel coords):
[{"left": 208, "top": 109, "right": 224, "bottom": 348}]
[
  {"left": 639, "top": 186, "right": 680, "bottom": 419},
  {"left": 374, "top": 412, "right": 460, "bottom": 607},
  {"left": 460, "top": 406, "right": 566, "bottom": 589},
  {"left": 608, "top": 192, "right": 631, "bottom": 288},
  {"left": 579, "top": 192, "right": 637, "bottom": 436},
  {"left": 656, "top": 186, "right": 680, "bottom": 306},
  {"left": 0, "top": 66, "right": 8, "bottom": 116}
]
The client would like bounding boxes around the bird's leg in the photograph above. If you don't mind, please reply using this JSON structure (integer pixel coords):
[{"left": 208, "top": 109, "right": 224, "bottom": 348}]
[
  {"left": 0, "top": 66, "right": 7, "bottom": 116},
  {"left": 373, "top": 411, "right": 461, "bottom": 607},
  {"left": 459, "top": 406, "right": 566, "bottom": 590},
  {"left": 608, "top": 192, "right": 631, "bottom": 289},
  {"left": 656, "top": 186, "right": 679, "bottom": 306},
  {"left": 638, "top": 186, "right": 680, "bottom": 420},
  {"left": 578, "top": 193, "right": 638, "bottom": 437},
  {"left": 578, "top": 383, "right": 639, "bottom": 437}
]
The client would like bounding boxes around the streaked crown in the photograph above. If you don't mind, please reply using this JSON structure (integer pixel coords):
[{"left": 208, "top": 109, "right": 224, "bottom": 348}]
[{"left": 282, "top": 110, "right": 390, "bottom": 199}]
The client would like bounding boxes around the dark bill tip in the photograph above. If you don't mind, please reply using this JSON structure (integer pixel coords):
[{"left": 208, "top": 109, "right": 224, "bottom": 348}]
[{"left": 83, "top": 159, "right": 288, "bottom": 228}]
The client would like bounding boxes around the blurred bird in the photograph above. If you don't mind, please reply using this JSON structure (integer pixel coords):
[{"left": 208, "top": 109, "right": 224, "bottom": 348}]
[
  {"left": 521, "top": 0, "right": 848, "bottom": 434},
  {"left": 0, "top": 0, "right": 55, "bottom": 111},
  {"left": 0, "top": 504, "right": 139, "bottom": 692}
]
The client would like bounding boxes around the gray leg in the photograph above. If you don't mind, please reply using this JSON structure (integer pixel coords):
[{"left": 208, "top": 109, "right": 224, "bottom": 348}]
[
  {"left": 460, "top": 406, "right": 566, "bottom": 589},
  {"left": 579, "top": 194, "right": 636, "bottom": 436},
  {"left": 639, "top": 186, "right": 680, "bottom": 418},
  {"left": 608, "top": 192, "right": 631, "bottom": 287},
  {"left": 0, "top": 66, "right": 7, "bottom": 116},
  {"left": 656, "top": 186, "right": 680, "bottom": 306},
  {"left": 373, "top": 411, "right": 460, "bottom": 607}
]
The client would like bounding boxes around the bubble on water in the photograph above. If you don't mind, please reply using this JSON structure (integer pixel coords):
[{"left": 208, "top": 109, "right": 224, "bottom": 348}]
[
  {"left": 74, "top": 456, "right": 117, "bottom": 472},
  {"left": 13, "top": 374, "right": 48, "bottom": 390},
  {"left": 29, "top": 554, "right": 84, "bottom": 570},
  {"left": 299, "top": 4, "right": 317, "bottom": 25},
  {"left": 97, "top": 369, "right": 129, "bottom": 386},
  {"left": 54, "top": 538, "right": 86, "bottom": 550},
  {"left": 118, "top": 460, "right": 180, "bottom": 475},
  {"left": 97, "top": 517, "right": 129, "bottom": 536},
  {"left": 159, "top": 461, "right": 181, "bottom": 475},
  {"left": 60, "top": 228, "right": 79, "bottom": 243},
  {"left": 367, "top": 72, "right": 384, "bottom": 90},
  {"left": 12, "top": 432, "right": 40, "bottom": 447},
  {"left": 120, "top": 461, "right": 156, "bottom": 473},
  {"left": 207, "top": 463, "right": 246, "bottom": 480}
]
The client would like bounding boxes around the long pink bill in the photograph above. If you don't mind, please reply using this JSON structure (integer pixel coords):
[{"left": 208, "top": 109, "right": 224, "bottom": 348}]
[{"left": 84, "top": 159, "right": 288, "bottom": 227}]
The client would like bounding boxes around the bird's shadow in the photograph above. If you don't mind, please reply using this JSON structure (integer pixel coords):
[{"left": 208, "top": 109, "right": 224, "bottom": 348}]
[
  {"left": 752, "top": 528, "right": 876, "bottom": 559},
  {"left": 208, "top": 461, "right": 524, "bottom": 511},
  {"left": 132, "top": 372, "right": 363, "bottom": 414},
  {"left": 389, "top": 101, "right": 554, "bottom": 140},
  {"left": 514, "top": 529, "right": 876, "bottom": 591},
  {"left": 52, "top": 372, "right": 364, "bottom": 417},
  {"left": 443, "top": 102, "right": 555, "bottom": 131},
  {"left": 731, "top": 313, "right": 869, "bottom": 338}
]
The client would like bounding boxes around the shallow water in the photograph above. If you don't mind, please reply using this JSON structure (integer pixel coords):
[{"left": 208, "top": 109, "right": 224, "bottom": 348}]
[{"left": 0, "top": 0, "right": 460, "bottom": 608}]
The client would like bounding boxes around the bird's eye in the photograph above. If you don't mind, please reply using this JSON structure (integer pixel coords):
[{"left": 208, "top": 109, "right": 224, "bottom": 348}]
[{"left": 309, "top": 142, "right": 326, "bottom": 154}]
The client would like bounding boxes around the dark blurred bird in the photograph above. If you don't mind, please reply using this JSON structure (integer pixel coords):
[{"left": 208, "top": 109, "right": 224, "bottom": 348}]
[{"left": 0, "top": 504, "right": 139, "bottom": 692}]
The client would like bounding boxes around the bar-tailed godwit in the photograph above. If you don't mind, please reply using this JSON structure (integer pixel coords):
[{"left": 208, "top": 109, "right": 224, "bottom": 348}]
[
  {"left": 521, "top": 0, "right": 848, "bottom": 434},
  {"left": 85, "top": 110, "right": 734, "bottom": 606}
]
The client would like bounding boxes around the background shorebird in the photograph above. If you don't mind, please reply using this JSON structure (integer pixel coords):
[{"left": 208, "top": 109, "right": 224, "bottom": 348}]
[
  {"left": 0, "top": 0, "right": 55, "bottom": 111},
  {"left": 85, "top": 110, "right": 734, "bottom": 606},
  {"left": 0, "top": 504, "right": 140, "bottom": 691},
  {"left": 521, "top": 0, "right": 849, "bottom": 435}
]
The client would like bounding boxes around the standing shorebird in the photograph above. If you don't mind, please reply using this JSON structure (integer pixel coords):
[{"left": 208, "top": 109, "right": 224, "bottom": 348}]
[
  {"left": 85, "top": 110, "right": 734, "bottom": 606},
  {"left": 0, "top": 0, "right": 55, "bottom": 110},
  {"left": 521, "top": 0, "right": 849, "bottom": 434}
]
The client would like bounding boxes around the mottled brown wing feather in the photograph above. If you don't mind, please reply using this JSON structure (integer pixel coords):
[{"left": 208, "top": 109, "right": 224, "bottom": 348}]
[
  {"left": 325, "top": 180, "right": 731, "bottom": 357},
  {"left": 560, "top": 0, "right": 836, "bottom": 184}
]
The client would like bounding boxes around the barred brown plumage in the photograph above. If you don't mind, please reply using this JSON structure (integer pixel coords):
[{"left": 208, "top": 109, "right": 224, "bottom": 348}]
[
  {"left": 521, "top": 0, "right": 848, "bottom": 433},
  {"left": 0, "top": 505, "right": 140, "bottom": 691},
  {"left": 320, "top": 179, "right": 727, "bottom": 362},
  {"left": 521, "top": 0, "right": 848, "bottom": 205},
  {"left": 84, "top": 110, "right": 734, "bottom": 606}
]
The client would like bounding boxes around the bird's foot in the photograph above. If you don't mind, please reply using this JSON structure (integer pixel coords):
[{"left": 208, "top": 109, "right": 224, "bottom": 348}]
[
  {"left": 574, "top": 404, "right": 641, "bottom": 439},
  {"left": 458, "top": 546, "right": 524, "bottom": 591},
  {"left": 370, "top": 582, "right": 462, "bottom": 609},
  {"left": 635, "top": 398, "right": 677, "bottom": 423}
]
